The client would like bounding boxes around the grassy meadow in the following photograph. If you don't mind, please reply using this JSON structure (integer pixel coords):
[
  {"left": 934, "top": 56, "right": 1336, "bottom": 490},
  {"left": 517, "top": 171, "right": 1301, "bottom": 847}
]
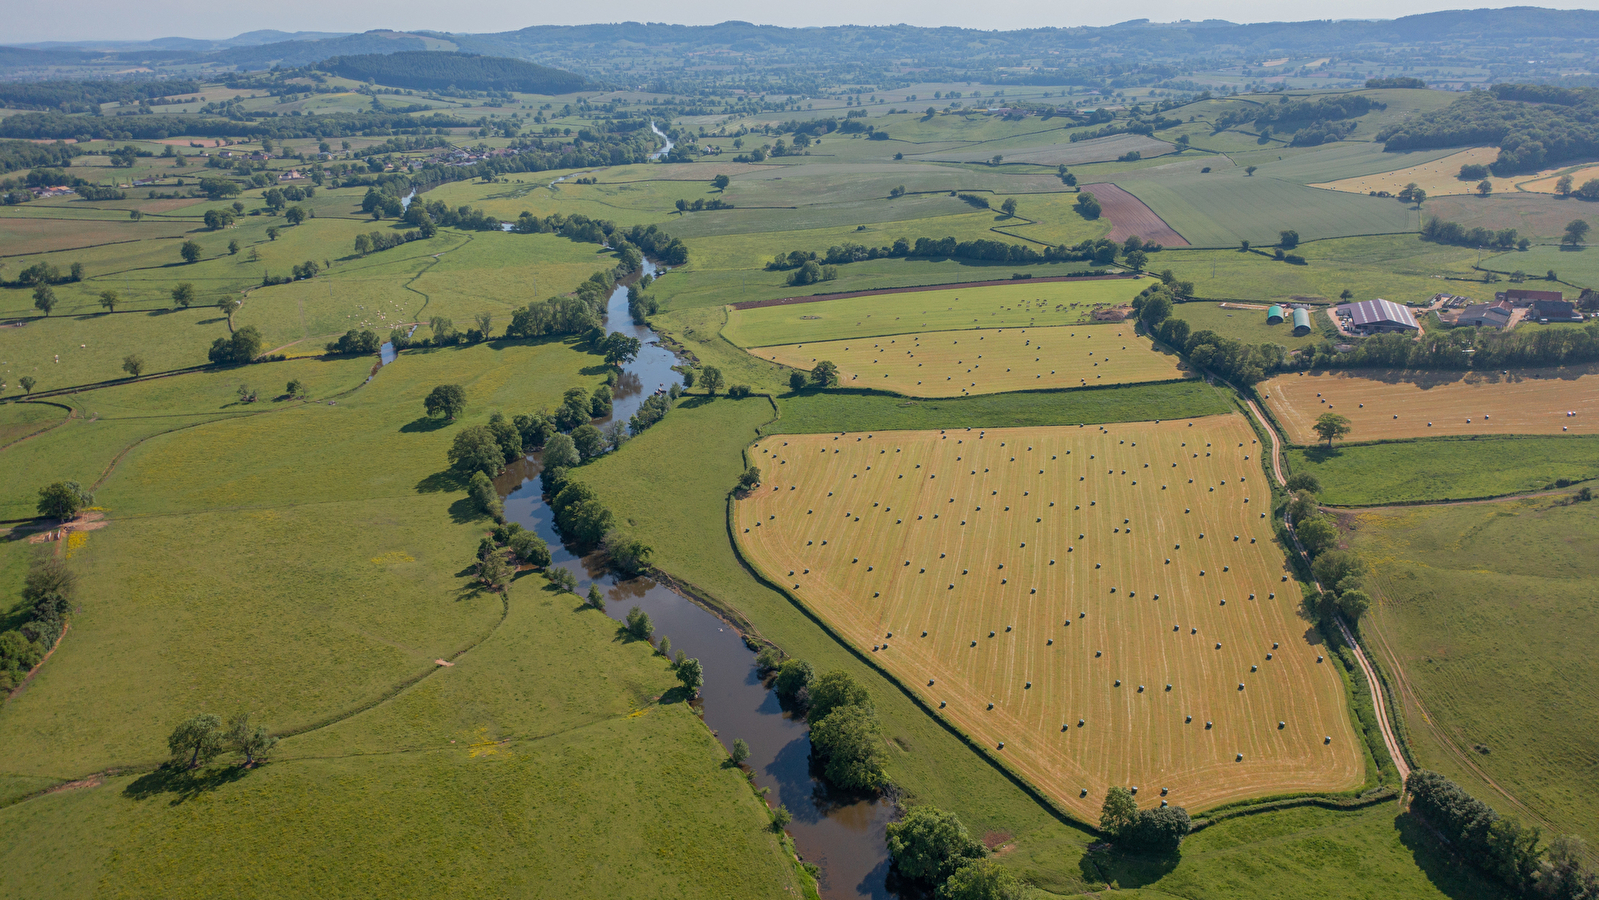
[
  {"left": 1285, "top": 435, "right": 1599, "bottom": 505},
  {"left": 1351, "top": 496, "right": 1599, "bottom": 848}
]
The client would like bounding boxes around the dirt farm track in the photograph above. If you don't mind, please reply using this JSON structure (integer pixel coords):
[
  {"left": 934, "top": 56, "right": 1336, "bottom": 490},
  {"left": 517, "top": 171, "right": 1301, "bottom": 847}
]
[
  {"left": 734, "top": 415, "right": 1361, "bottom": 818},
  {"left": 1262, "top": 368, "right": 1599, "bottom": 444}
]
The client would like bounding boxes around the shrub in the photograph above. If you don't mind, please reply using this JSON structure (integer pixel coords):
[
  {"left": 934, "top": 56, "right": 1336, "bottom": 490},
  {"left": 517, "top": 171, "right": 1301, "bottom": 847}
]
[{"left": 727, "top": 383, "right": 752, "bottom": 399}]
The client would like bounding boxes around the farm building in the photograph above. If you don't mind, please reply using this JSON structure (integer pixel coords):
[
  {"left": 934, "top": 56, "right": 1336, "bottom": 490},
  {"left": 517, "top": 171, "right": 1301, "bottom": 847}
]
[
  {"left": 1457, "top": 302, "right": 1512, "bottom": 329},
  {"left": 1291, "top": 307, "right": 1313, "bottom": 336},
  {"left": 1531, "top": 298, "right": 1582, "bottom": 322},
  {"left": 1497, "top": 288, "right": 1563, "bottom": 306},
  {"left": 1336, "top": 299, "right": 1419, "bottom": 335},
  {"left": 1267, "top": 304, "right": 1285, "bottom": 324}
]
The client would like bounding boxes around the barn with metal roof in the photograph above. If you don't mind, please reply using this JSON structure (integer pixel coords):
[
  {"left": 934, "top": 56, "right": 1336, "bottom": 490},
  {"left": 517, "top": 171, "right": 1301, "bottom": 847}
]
[{"left": 1336, "top": 299, "right": 1419, "bottom": 335}]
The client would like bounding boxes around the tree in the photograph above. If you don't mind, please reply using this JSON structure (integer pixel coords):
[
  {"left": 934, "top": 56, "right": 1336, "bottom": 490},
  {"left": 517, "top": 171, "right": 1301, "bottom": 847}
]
[
  {"left": 266, "top": 226, "right": 280, "bottom": 241},
  {"left": 286, "top": 378, "right": 306, "bottom": 399},
  {"left": 171, "top": 282, "right": 195, "bottom": 308},
  {"left": 1556, "top": 174, "right": 1575, "bottom": 196},
  {"left": 1099, "top": 786, "right": 1140, "bottom": 838},
  {"left": 730, "top": 738, "right": 750, "bottom": 766},
  {"left": 701, "top": 366, "right": 726, "bottom": 395},
  {"left": 228, "top": 239, "right": 240, "bottom": 255},
  {"left": 20, "top": 376, "right": 35, "bottom": 394},
  {"left": 168, "top": 714, "right": 225, "bottom": 769},
  {"left": 1312, "top": 550, "right": 1367, "bottom": 595},
  {"left": 509, "top": 530, "right": 551, "bottom": 567},
  {"left": 1312, "top": 412, "right": 1351, "bottom": 448},
  {"left": 1296, "top": 514, "right": 1339, "bottom": 557},
  {"left": 712, "top": 174, "right": 731, "bottom": 190},
  {"left": 544, "top": 432, "right": 581, "bottom": 469},
  {"left": 219, "top": 296, "right": 242, "bottom": 323},
  {"left": 809, "top": 704, "right": 887, "bottom": 791},
  {"left": 1337, "top": 589, "right": 1373, "bottom": 621},
  {"left": 771, "top": 804, "right": 793, "bottom": 831},
  {"left": 1127, "top": 805, "right": 1191, "bottom": 852},
  {"left": 1563, "top": 219, "right": 1590, "bottom": 247},
  {"left": 600, "top": 332, "right": 641, "bottom": 368},
  {"left": 625, "top": 605, "right": 654, "bottom": 641},
  {"left": 1478, "top": 180, "right": 1493, "bottom": 197},
  {"left": 207, "top": 326, "right": 262, "bottom": 365},
  {"left": 285, "top": 206, "right": 307, "bottom": 226},
  {"left": 789, "top": 370, "right": 807, "bottom": 392},
  {"left": 424, "top": 384, "right": 467, "bottom": 420},
  {"left": 32, "top": 285, "right": 56, "bottom": 316},
  {"left": 228, "top": 712, "right": 277, "bottom": 766},
  {"left": 37, "top": 481, "right": 92, "bottom": 520},
  {"left": 937, "top": 859, "right": 1032, "bottom": 900},
  {"left": 1125, "top": 249, "right": 1148, "bottom": 271},
  {"left": 449, "top": 426, "right": 505, "bottom": 477},
  {"left": 886, "top": 805, "right": 988, "bottom": 884},
  {"left": 999, "top": 197, "right": 1018, "bottom": 218},
  {"left": 1279, "top": 230, "right": 1300, "bottom": 250},
  {"left": 546, "top": 566, "right": 578, "bottom": 593},
  {"left": 678, "top": 657, "right": 704, "bottom": 696},
  {"left": 1412, "top": 187, "right": 1427, "bottom": 206},
  {"left": 572, "top": 423, "right": 607, "bottom": 461},
  {"left": 477, "top": 550, "right": 513, "bottom": 592},
  {"left": 180, "top": 240, "right": 202, "bottom": 263},
  {"left": 122, "top": 354, "right": 145, "bottom": 378},
  {"left": 807, "top": 669, "right": 871, "bottom": 723},
  {"left": 774, "top": 658, "right": 814, "bottom": 700},
  {"left": 1245, "top": 165, "right": 1258, "bottom": 176},
  {"left": 811, "top": 360, "right": 840, "bottom": 387},
  {"left": 738, "top": 466, "right": 762, "bottom": 491},
  {"left": 98, "top": 290, "right": 119, "bottom": 312},
  {"left": 586, "top": 583, "right": 606, "bottom": 609}
]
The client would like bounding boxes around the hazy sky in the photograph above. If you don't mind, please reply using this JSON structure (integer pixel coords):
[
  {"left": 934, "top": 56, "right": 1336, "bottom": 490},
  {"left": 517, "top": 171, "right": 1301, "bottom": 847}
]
[{"left": 6, "top": 0, "right": 1595, "bottom": 43}]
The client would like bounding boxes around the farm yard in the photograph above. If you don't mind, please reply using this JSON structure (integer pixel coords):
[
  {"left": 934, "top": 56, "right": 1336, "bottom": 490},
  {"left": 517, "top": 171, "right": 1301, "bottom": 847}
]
[
  {"left": 1078, "top": 183, "right": 1192, "bottom": 246},
  {"left": 751, "top": 325, "right": 1188, "bottom": 397},
  {"left": 721, "top": 278, "right": 1145, "bottom": 347},
  {"left": 1262, "top": 368, "right": 1599, "bottom": 444},
  {"left": 733, "top": 416, "right": 1362, "bottom": 818}
]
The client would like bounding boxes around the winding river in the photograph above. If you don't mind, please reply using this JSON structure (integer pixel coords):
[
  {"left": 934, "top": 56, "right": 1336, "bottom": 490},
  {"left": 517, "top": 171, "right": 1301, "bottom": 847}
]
[{"left": 491, "top": 262, "right": 898, "bottom": 899}]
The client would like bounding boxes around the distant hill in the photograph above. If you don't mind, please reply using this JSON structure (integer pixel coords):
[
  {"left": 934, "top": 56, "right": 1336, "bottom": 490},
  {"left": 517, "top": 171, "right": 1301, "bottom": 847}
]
[{"left": 319, "top": 51, "right": 589, "bottom": 94}]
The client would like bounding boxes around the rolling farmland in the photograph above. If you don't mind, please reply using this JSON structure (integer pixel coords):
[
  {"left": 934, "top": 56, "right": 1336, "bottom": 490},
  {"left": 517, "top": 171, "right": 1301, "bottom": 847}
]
[
  {"left": 722, "top": 279, "right": 1144, "bottom": 347},
  {"left": 1262, "top": 368, "right": 1599, "bottom": 443},
  {"left": 734, "top": 416, "right": 1362, "bottom": 818},
  {"left": 751, "top": 325, "right": 1188, "bottom": 397},
  {"left": 1079, "top": 183, "right": 1191, "bottom": 246},
  {"left": 1110, "top": 173, "right": 1418, "bottom": 247}
]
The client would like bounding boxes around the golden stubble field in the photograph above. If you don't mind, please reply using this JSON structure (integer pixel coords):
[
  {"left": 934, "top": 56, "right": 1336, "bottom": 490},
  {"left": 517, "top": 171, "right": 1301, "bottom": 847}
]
[
  {"left": 734, "top": 416, "right": 1361, "bottom": 817},
  {"left": 1262, "top": 368, "right": 1599, "bottom": 443},
  {"left": 750, "top": 325, "right": 1189, "bottom": 397}
]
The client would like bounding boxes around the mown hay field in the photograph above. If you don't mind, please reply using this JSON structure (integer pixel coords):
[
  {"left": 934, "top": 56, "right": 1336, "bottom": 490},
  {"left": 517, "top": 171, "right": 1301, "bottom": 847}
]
[
  {"left": 1310, "top": 147, "right": 1527, "bottom": 197},
  {"left": 733, "top": 416, "right": 1362, "bottom": 818},
  {"left": 1262, "top": 368, "right": 1599, "bottom": 444},
  {"left": 722, "top": 278, "right": 1145, "bottom": 347},
  {"left": 751, "top": 324, "right": 1187, "bottom": 397}
]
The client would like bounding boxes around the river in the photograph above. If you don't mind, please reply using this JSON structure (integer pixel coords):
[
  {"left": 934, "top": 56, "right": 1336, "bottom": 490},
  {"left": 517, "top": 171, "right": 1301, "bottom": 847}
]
[{"left": 490, "top": 261, "right": 898, "bottom": 899}]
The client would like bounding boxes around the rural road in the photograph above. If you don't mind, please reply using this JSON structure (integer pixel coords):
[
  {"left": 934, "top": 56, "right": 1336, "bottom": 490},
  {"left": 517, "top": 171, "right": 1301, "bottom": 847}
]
[{"left": 1244, "top": 397, "right": 1411, "bottom": 784}]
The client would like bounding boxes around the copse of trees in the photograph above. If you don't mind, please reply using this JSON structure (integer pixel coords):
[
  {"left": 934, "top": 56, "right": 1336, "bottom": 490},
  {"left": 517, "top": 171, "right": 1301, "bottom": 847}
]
[
  {"left": 1099, "top": 786, "right": 1192, "bottom": 852},
  {"left": 1379, "top": 85, "right": 1599, "bottom": 174},
  {"left": 765, "top": 234, "right": 1129, "bottom": 274},
  {"left": 207, "top": 327, "right": 263, "bottom": 366},
  {"left": 0, "top": 555, "right": 77, "bottom": 692}
]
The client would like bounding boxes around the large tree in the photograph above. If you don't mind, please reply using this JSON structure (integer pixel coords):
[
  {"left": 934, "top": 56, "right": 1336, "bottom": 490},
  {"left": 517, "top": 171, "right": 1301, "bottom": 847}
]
[
  {"left": 677, "top": 657, "right": 704, "bottom": 697},
  {"left": 886, "top": 805, "right": 987, "bottom": 883},
  {"left": 32, "top": 285, "right": 56, "bottom": 316},
  {"left": 180, "top": 240, "right": 202, "bottom": 264},
  {"left": 807, "top": 669, "right": 871, "bottom": 722},
  {"left": 36, "top": 481, "right": 92, "bottom": 520},
  {"left": 701, "top": 365, "right": 725, "bottom": 396},
  {"left": 168, "top": 713, "right": 225, "bottom": 769},
  {"left": 424, "top": 383, "right": 467, "bottom": 420},
  {"left": 1099, "top": 786, "right": 1140, "bottom": 838},
  {"left": 1563, "top": 219, "right": 1590, "bottom": 247},
  {"left": 1312, "top": 412, "right": 1351, "bottom": 448},
  {"left": 448, "top": 426, "right": 505, "bottom": 477},
  {"left": 543, "top": 432, "right": 581, "bottom": 469},
  {"left": 809, "top": 704, "right": 887, "bottom": 791},
  {"left": 810, "top": 360, "right": 840, "bottom": 388},
  {"left": 228, "top": 712, "right": 277, "bottom": 766}
]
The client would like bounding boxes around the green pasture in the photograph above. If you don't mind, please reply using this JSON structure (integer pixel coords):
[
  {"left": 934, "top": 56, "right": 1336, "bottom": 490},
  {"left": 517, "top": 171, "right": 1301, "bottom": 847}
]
[
  {"left": 1159, "top": 235, "right": 1481, "bottom": 305},
  {"left": 913, "top": 133, "right": 1174, "bottom": 167},
  {"left": 1250, "top": 142, "right": 1463, "bottom": 185},
  {"left": 1286, "top": 435, "right": 1599, "bottom": 505},
  {"left": 722, "top": 277, "right": 1145, "bottom": 346},
  {"left": 1354, "top": 496, "right": 1599, "bottom": 847},
  {"left": 1109, "top": 172, "right": 1418, "bottom": 247},
  {"left": 1426, "top": 194, "right": 1599, "bottom": 243},
  {"left": 0, "top": 356, "right": 372, "bottom": 519},
  {"left": 1486, "top": 245, "right": 1599, "bottom": 290},
  {"left": 0, "top": 401, "right": 66, "bottom": 448}
]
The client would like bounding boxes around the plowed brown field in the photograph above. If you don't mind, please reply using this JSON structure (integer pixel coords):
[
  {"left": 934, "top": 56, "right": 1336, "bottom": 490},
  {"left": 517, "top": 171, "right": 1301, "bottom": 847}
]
[
  {"left": 734, "top": 415, "right": 1361, "bottom": 818},
  {"left": 1079, "top": 183, "right": 1190, "bottom": 247}
]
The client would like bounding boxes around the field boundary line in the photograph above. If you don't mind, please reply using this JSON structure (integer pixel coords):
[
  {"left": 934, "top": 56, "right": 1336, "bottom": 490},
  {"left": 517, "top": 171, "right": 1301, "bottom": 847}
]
[
  {"left": 727, "top": 274, "right": 1136, "bottom": 310},
  {"left": 0, "top": 400, "right": 75, "bottom": 453}
]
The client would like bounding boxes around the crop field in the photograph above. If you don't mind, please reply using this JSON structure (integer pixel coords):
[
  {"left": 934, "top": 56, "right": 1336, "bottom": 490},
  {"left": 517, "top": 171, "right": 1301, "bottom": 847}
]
[
  {"left": 1352, "top": 497, "right": 1599, "bottom": 847},
  {"left": 1310, "top": 147, "right": 1528, "bottom": 196},
  {"left": 1249, "top": 143, "right": 1463, "bottom": 186},
  {"left": 722, "top": 278, "right": 1145, "bottom": 346},
  {"left": 751, "top": 324, "right": 1187, "bottom": 397},
  {"left": 733, "top": 415, "right": 1362, "bottom": 817},
  {"left": 1079, "top": 183, "right": 1190, "bottom": 246},
  {"left": 1521, "top": 162, "right": 1599, "bottom": 194},
  {"left": 1262, "top": 368, "right": 1599, "bottom": 444},
  {"left": 1110, "top": 172, "right": 1419, "bottom": 248}
]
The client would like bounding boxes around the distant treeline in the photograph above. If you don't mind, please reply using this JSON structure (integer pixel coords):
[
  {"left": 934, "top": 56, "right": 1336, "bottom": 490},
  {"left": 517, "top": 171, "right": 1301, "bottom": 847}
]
[
  {"left": 0, "top": 139, "right": 80, "bottom": 176},
  {"left": 0, "top": 110, "right": 475, "bottom": 142},
  {"left": 764, "top": 235, "right": 1140, "bottom": 278},
  {"left": 1366, "top": 76, "right": 1427, "bottom": 89},
  {"left": 1422, "top": 216, "right": 1531, "bottom": 250},
  {"left": 1378, "top": 84, "right": 1599, "bottom": 173},
  {"left": 318, "top": 52, "right": 589, "bottom": 95},
  {"left": 0, "top": 78, "right": 201, "bottom": 113}
]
